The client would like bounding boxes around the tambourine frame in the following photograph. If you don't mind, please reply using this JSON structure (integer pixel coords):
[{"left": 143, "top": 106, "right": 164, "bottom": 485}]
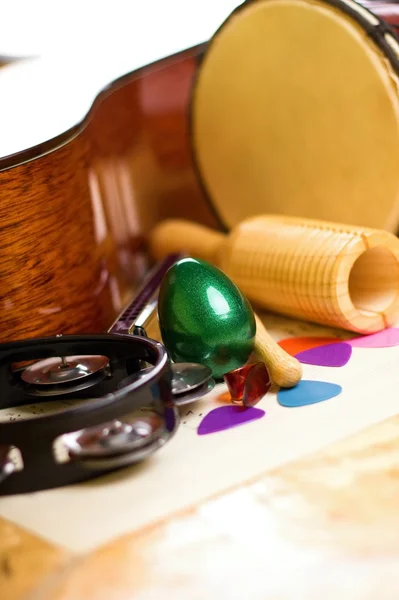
[{"left": 0, "top": 334, "right": 178, "bottom": 496}]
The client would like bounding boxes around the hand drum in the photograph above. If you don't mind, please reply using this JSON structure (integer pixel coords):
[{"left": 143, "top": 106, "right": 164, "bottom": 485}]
[{"left": 191, "top": 0, "right": 399, "bottom": 233}]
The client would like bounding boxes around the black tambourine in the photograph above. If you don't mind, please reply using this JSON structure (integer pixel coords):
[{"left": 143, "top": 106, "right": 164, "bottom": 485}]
[{"left": 0, "top": 256, "right": 182, "bottom": 496}]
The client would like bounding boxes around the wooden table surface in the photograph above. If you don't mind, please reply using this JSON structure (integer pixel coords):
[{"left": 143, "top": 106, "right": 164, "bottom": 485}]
[{"left": 3, "top": 410, "right": 399, "bottom": 600}]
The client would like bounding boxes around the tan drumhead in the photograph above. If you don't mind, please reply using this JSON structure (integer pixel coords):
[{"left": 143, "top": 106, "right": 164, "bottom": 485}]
[{"left": 192, "top": 0, "right": 399, "bottom": 231}]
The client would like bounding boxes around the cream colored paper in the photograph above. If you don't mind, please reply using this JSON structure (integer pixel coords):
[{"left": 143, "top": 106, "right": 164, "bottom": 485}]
[{"left": 0, "top": 314, "right": 398, "bottom": 552}]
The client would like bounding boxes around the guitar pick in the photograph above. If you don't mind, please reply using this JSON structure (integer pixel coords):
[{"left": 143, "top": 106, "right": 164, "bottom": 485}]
[
  {"left": 278, "top": 380, "right": 342, "bottom": 407},
  {"left": 224, "top": 362, "right": 271, "bottom": 407},
  {"left": 278, "top": 336, "right": 341, "bottom": 356},
  {"left": 348, "top": 328, "right": 399, "bottom": 348},
  {"left": 295, "top": 342, "right": 352, "bottom": 367},
  {"left": 197, "top": 405, "right": 265, "bottom": 435}
]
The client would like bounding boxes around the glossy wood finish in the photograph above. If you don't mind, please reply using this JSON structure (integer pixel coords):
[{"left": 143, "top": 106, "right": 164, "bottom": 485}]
[
  {"left": 1, "top": 134, "right": 118, "bottom": 342},
  {"left": 3, "top": 411, "right": 399, "bottom": 600},
  {"left": 0, "top": 47, "right": 216, "bottom": 343},
  {"left": 87, "top": 47, "right": 216, "bottom": 255}
]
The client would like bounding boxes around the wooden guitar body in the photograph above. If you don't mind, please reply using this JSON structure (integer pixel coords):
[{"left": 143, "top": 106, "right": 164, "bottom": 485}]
[{"left": 0, "top": 46, "right": 215, "bottom": 343}]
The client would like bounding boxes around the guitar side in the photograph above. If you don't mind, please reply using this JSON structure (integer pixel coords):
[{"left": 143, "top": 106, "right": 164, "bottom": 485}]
[{"left": 0, "top": 46, "right": 217, "bottom": 342}]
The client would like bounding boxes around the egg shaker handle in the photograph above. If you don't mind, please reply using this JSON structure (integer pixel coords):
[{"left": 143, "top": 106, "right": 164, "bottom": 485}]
[{"left": 253, "top": 314, "right": 302, "bottom": 387}]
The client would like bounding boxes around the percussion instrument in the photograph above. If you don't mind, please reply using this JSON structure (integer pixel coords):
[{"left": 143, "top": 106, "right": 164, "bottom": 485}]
[
  {"left": 0, "top": 256, "right": 218, "bottom": 496},
  {"left": 191, "top": 0, "right": 399, "bottom": 233},
  {"left": 150, "top": 216, "right": 399, "bottom": 334},
  {"left": 0, "top": 333, "right": 177, "bottom": 496}
]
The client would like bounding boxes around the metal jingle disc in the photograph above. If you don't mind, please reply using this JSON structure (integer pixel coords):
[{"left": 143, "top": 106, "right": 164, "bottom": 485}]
[
  {"left": 64, "top": 412, "right": 165, "bottom": 461},
  {"left": 173, "top": 378, "right": 215, "bottom": 406},
  {"left": 0, "top": 446, "right": 15, "bottom": 484},
  {"left": 118, "top": 362, "right": 213, "bottom": 398},
  {"left": 21, "top": 355, "right": 109, "bottom": 385},
  {"left": 70, "top": 439, "right": 165, "bottom": 471},
  {"left": 170, "top": 362, "right": 213, "bottom": 396},
  {"left": 23, "top": 369, "right": 109, "bottom": 397},
  {"left": 117, "top": 366, "right": 154, "bottom": 391}
]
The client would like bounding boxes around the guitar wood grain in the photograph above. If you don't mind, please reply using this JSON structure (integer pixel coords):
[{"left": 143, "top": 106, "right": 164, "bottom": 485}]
[{"left": 0, "top": 48, "right": 216, "bottom": 342}]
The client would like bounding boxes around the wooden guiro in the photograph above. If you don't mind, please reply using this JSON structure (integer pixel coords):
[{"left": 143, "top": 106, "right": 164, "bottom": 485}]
[{"left": 149, "top": 215, "right": 399, "bottom": 335}]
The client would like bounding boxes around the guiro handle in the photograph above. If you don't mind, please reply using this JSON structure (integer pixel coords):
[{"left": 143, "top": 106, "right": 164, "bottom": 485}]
[
  {"left": 149, "top": 215, "right": 399, "bottom": 334},
  {"left": 149, "top": 219, "right": 225, "bottom": 265}
]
